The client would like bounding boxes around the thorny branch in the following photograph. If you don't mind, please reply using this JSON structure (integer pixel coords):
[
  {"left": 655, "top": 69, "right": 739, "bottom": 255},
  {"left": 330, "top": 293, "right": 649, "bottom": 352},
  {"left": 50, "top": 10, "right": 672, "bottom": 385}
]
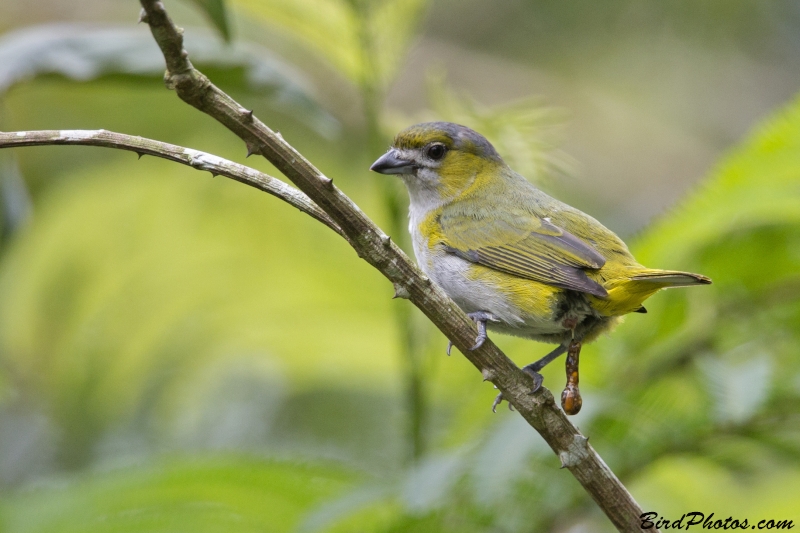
[
  {"left": 1, "top": 2, "right": 659, "bottom": 530},
  {"left": 0, "top": 130, "right": 342, "bottom": 237}
]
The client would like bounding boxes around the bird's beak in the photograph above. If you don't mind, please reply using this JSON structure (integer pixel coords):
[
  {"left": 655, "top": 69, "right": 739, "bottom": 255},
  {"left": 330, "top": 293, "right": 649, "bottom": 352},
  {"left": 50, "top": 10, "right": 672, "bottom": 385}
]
[{"left": 369, "top": 149, "right": 415, "bottom": 175}]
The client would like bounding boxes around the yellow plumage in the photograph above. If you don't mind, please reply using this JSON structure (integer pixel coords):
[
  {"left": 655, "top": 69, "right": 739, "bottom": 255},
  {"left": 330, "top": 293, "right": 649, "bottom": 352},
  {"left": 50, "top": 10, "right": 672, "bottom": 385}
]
[{"left": 371, "top": 121, "right": 710, "bottom": 412}]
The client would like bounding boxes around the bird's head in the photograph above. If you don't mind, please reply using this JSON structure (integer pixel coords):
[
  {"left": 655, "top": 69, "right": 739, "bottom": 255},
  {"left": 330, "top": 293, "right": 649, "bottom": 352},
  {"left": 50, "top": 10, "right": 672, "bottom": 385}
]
[{"left": 370, "top": 122, "right": 505, "bottom": 204}]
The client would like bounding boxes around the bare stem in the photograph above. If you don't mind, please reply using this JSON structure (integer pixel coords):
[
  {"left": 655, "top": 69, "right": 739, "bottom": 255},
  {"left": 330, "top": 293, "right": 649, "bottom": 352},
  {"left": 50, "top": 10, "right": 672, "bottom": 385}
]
[{"left": 0, "top": 129, "right": 343, "bottom": 238}]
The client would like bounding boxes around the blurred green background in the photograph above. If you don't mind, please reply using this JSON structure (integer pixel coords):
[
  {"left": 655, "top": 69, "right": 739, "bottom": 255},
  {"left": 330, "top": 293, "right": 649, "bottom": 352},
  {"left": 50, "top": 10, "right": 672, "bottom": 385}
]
[{"left": 1, "top": 1, "right": 800, "bottom": 531}]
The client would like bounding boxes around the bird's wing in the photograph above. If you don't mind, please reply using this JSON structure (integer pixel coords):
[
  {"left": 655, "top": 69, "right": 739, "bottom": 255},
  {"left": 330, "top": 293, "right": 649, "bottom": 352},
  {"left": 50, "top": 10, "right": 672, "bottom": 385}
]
[{"left": 440, "top": 206, "right": 609, "bottom": 298}]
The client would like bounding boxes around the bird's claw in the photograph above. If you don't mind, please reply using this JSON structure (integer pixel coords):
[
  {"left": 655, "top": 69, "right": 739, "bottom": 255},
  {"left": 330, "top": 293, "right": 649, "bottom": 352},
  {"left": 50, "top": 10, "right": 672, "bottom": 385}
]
[
  {"left": 522, "top": 366, "right": 544, "bottom": 394},
  {"left": 491, "top": 392, "right": 503, "bottom": 413},
  {"left": 491, "top": 368, "right": 542, "bottom": 412},
  {"left": 491, "top": 391, "right": 514, "bottom": 413},
  {"left": 445, "top": 311, "right": 498, "bottom": 355},
  {"left": 469, "top": 331, "right": 487, "bottom": 351},
  {"left": 466, "top": 311, "right": 497, "bottom": 351}
]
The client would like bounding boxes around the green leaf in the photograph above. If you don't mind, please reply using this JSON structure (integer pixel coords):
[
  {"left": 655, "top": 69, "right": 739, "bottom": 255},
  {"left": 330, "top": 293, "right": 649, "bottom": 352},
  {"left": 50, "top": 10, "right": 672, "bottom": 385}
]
[
  {"left": 0, "top": 152, "right": 399, "bottom": 468},
  {"left": 1, "top": 456, "right": 357, "bottom": 533},
  {"left": 232, "top": 0, "right": 428, "bottom": 88},
  {"left": 634, "top": 92, "right": 800, "bottom": 268},
  {"left": 580, "top": 92, "right": 800, "bottom": 496},
  {"left": 185, "top": 0, "right": 233, "bottom": 42},
  {"left": 0, "top": 24, "right": 337, "bottom": 135},
  {"left": 697, "top": 347, "right": 772, "bottom": 425}
]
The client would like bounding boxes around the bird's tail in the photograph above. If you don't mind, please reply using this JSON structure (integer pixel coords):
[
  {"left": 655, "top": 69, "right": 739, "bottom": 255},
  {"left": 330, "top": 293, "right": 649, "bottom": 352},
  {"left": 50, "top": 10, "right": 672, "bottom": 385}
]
[
  {"left": 588, "top": 268, "right": 711, "bottom": 317},
  {"left": 629, "top": 269, "right": 712, "bottom": 287}
]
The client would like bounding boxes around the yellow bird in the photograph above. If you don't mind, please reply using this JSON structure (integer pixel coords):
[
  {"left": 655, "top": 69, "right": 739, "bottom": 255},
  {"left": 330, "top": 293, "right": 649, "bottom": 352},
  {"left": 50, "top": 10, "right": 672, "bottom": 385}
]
[{"left": 370, "top": 122, "right": 711, "bottom": 414}]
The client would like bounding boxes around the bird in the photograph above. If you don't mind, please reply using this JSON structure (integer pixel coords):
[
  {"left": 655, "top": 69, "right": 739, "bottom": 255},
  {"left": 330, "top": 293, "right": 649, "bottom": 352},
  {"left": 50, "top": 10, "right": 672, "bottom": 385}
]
[{"left": 370, "top": 121, "right": 711, "bottom": 414}]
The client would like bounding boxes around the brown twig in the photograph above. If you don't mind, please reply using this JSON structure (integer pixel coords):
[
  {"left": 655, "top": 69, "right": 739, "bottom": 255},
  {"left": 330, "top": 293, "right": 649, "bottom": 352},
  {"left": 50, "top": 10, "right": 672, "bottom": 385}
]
[
  {"left": 30, "top": 2, "right": 666, "bottom": 530},
  {"left": 137, "top": 2, "right": 656, "bottom": 530},
  {"left": 0, "top": 129, "right": 342, "bottom": 237}
]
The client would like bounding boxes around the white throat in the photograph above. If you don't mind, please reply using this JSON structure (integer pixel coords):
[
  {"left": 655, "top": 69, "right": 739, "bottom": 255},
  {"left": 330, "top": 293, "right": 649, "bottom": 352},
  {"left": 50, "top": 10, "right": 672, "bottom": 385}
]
[{"left": 400, "top": 172, "right": 446, "bottom": 230}]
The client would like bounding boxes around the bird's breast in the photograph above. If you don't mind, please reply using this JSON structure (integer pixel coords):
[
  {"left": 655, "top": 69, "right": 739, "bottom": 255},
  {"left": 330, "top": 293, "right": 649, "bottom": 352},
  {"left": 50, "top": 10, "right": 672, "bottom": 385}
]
[
  {"left": 409, "top": 209, "right": 609, "bottom": 342},
  {"left": 410, "top": 221, "right": 559, "bottom": 334}
]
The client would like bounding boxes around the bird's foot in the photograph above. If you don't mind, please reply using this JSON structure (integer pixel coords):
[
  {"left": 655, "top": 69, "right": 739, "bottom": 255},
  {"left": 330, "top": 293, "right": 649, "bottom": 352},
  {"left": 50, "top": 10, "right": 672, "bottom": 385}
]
[
  {"left": 467, "top": 311, "right": 498, "bottom": 350},
  {"left": 521, "top": 365, "right": 545, "bottom": 394},
  {"left": 492, "top": 389, "right": 514, "bottom": 413},
  {"left": 446, "top": 311, "right": 499, "bottom": 355},
  {"left": 489, "top": 344, "right": 570, "bottom": 412},
  {"left": 490, "top": 366, "right": 545, "bottom": 413},
  {"left": 518, "top": 344, "right": 568, "bottom": 393}
]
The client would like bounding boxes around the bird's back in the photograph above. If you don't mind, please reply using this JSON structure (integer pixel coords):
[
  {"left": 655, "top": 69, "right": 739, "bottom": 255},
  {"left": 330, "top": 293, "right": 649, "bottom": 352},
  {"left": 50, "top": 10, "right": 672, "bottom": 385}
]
[
  {"left": 440, "top": 166, "right": 708, "bottom": 318},
  {"left": 455, "top": 167, "right": 640, "bottom": 267}
]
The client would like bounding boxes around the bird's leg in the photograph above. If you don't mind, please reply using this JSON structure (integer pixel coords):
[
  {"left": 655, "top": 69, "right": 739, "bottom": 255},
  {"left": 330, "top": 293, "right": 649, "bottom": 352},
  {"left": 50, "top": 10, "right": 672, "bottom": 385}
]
[
  {"left": 491, "top": 343, "right": 568, "bottom": 412},
  {"left": 446, "top": 311, "right": 498, "bottom": 355},
  {"left": 467, "top": 311, "right": 498, "bottom": 350},
  {"left": 561, "top": 340, "right": 583, "bottom": 415},
  {"left": 521, "top": 343, "right": 568, "bottom": 393},
  {"left": 492, "top": 387, "right": 513, "bottom": 413}
]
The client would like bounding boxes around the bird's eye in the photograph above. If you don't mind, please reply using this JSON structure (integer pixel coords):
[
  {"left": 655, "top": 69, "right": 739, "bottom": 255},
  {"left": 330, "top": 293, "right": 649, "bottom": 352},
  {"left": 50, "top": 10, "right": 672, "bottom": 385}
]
[{"left": 425, "top": 143, "right": 447, "bottom": 161}]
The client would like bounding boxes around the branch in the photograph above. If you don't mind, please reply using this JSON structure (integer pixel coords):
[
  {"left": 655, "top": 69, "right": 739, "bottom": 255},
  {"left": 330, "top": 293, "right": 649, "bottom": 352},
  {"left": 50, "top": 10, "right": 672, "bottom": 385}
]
[
  {"left": 0, "top": 129, "right": 343, "bottom": 237},
  {"left": 132, "top": 2, "right": 655, "bottom": 530}
]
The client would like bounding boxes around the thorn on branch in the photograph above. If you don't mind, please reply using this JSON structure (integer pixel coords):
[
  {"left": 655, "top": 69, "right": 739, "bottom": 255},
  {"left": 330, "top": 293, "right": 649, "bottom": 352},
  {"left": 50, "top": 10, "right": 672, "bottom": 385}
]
[
  {"left": 392, "top": 283, "right": 410, "bottom": 299},
  {"left": 320, "top": 176, "right": 334, "bottom": 189},
  {"left": 245, "top": 141, "right": 261, "bottom": 158},
  {"left": 380, "top": 234, "right": 391, "bottom": 247},
  {"left": 136, "top": 152, "right": 145, "bottom": 159},
  {"left": 481, "top": 367, "right": 495, "bottom": 382},
  {"left": 243, "top": 109, "right": 254, "bottom": 121},
  {"left": 138, "top": 9, "right": 149, "bottom": 23}
]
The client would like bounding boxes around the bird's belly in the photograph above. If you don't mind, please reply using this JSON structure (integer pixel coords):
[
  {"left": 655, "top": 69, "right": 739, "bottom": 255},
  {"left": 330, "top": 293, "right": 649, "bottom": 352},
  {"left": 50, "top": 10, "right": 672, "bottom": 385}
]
[{"left": 417, "top": 248, "right": 572, "bottom": 339}]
